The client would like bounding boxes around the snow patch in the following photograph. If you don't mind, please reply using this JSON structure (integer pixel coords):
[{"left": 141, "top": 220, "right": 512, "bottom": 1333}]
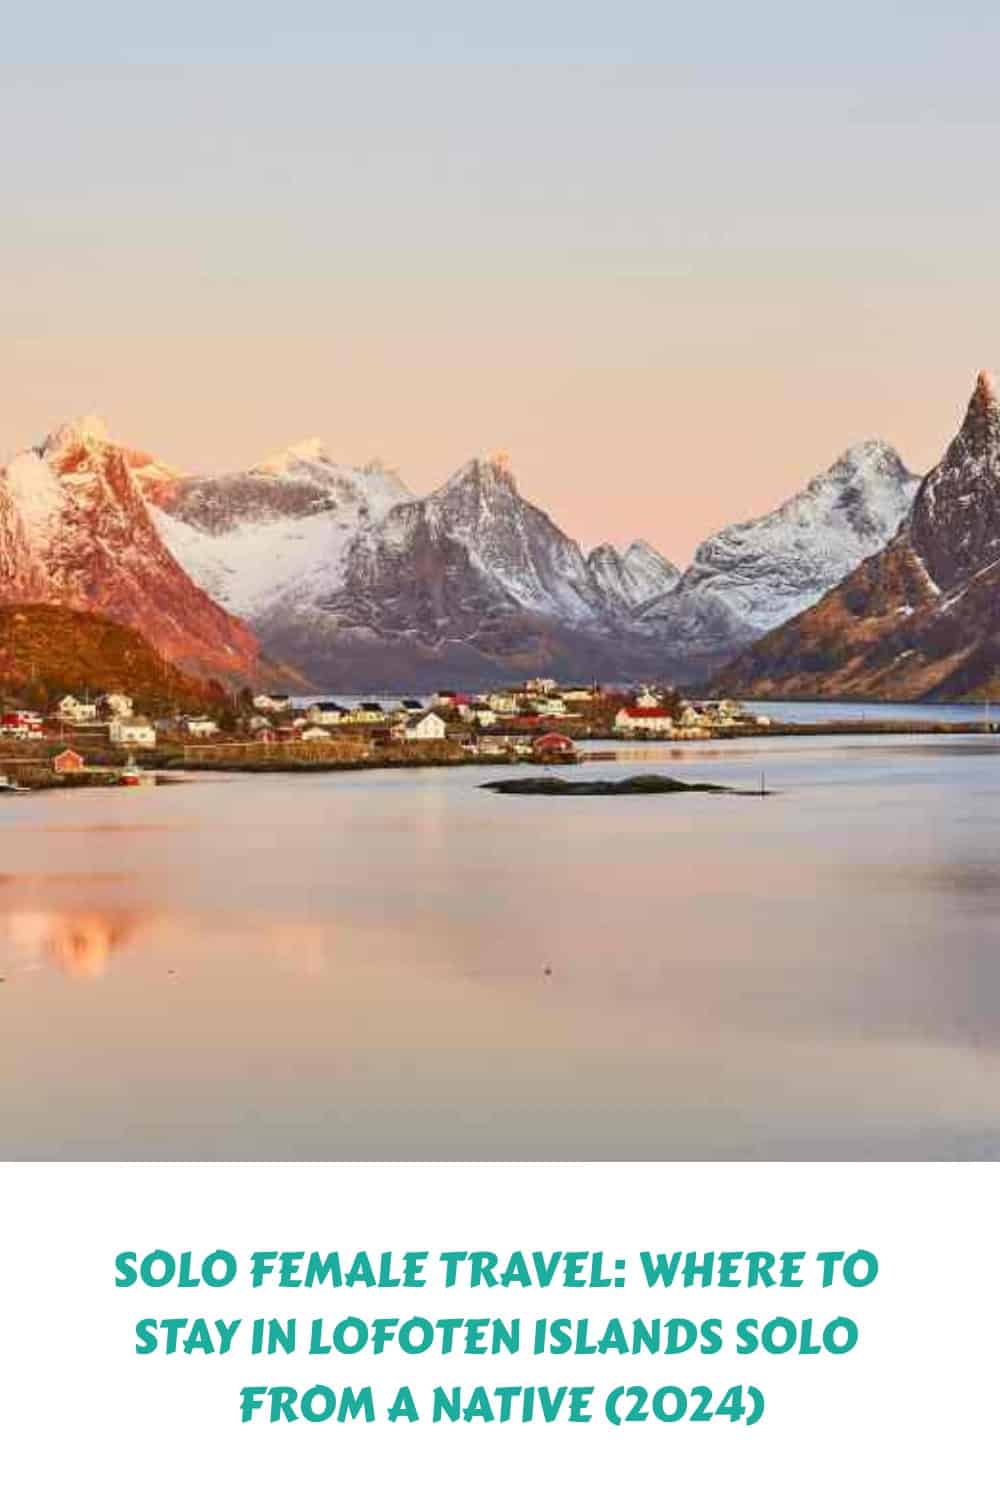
[{"left": 3, "top": 452, "right": 67, "bottom": 545}]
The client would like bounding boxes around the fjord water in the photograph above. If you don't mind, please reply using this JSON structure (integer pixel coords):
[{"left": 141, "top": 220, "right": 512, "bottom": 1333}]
[{"left": 1, "top": 732, "right": 998, "bottom": 1160}]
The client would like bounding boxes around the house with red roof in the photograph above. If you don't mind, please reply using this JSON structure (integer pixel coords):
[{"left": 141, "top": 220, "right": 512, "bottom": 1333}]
[
  {"left": 614, "top": 705, "right": 674, "bottom": 736},
  {"left": 533, "top": 731, "right": 576, "bottom": 761},
  {"left": 53, "top": 748, "right": 86, "bottom": 775}
]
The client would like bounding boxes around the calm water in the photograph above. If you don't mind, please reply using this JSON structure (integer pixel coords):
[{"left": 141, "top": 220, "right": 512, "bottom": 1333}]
[
  {"left": 746, "top": 699, "right": 998, "bottom": 726},
  {"left": 2, "top": 730, "right": 999, "bottom": 1160}
]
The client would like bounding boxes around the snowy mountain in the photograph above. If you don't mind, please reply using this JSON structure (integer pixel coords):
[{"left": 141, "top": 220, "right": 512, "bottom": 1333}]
[
  {"left": 244, "top": 453, "right": 679, "bottom": 687},
  {"left": 152, "top": 441, "right": 414, "bottom": 620},
  {"left": 0, "top": 416, "right": 267, "bottom": 682},
  {"left": 0, "top": 405, "right": 923, "bottom": 691},
  {"left": 149, "top": 434, "right": 915, "bottom": 687},
  {"left": 153, "top": 448, "right": 685, "bottom": 686},
  {"left": 586, "top": 540, "right": 680, "bottom": 613},
  {"left": 635, "top": 439, "right": 919, "bottom": 669},
  {"left": 715, "top": 373, "right": 1000, "bottom": 701}
]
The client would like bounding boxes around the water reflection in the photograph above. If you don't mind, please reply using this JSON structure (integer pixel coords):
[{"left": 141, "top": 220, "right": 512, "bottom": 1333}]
[
  {"left": 0, "top": 738, "right": 998, "bottom": 1160},
  {"left": 0, "top": 900, "right": 334, "bottom": 982},
  {"left": 5, "top": 908, "right": 155, "bottom": 979}
]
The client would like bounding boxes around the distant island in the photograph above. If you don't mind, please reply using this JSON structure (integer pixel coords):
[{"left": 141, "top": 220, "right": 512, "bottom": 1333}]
[{"left": 482, "top": 773, "right": 765, "bottom": 797}]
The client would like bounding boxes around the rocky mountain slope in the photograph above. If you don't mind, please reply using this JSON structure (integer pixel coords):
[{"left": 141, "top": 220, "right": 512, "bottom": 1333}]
[
  {"left": 585, "top": 539, "right": 680, "bottom": 612},
  {"left": 2, "top": 406, "right": 922, "bottom": 692},
  {"left": 635, "top": 440, "right": 919, "bottom": 672},
  {"left": 154, "top": 449, "right": 683, "bottom": 687},
  {"left": 0, "top": 417, "right": 269, "bottom": 683},
  {"left": 0, "top": 603, "right": 223, "bottom": 713},
  {"left": 153, "top": 435, "right": 915, "bottom": 688},
  {"left": 714, "top": 372, "right": 1000, "bottom": 701}
]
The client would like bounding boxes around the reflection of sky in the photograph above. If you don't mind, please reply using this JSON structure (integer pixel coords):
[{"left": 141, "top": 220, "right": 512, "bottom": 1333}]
[{"left": 1, "top": 740, "right": 999, "bottom": 1159}]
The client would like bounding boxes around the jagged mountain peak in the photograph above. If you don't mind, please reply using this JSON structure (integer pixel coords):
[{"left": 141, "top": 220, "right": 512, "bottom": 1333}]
[
  {"left": 634, "top": 436, "right": 918, "bottom": 665},
  {"left": 255, "top": 437, "right": 330, "bottom": 474},
  {"left": 41, "top": 413, "right": 111, "bottom": 458},
  {"left": 444, "top": 451, "right": 520, "bottom": 496},
  {"left": 975, "top": 367, "right": 997, "bottom": 402},
  {"left": 625, "top": 538, "right": 672, "bottom": 565},
  {"left": 909, "top": 367, "right": 1000, "bottom": 592},
  {"left": 828, "top": 438, "right": 914, "bottom": 479},
  {"left": 585, "top": 539, "right": 680, "bottom": 614},
  {"left": 31, "top": 416, "right": 181, "bottom": 505}
]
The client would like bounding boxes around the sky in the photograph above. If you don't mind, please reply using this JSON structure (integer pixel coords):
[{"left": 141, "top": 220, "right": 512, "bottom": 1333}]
[{"left": 5, "top": 2, "right": 1000, "bottom": 561}]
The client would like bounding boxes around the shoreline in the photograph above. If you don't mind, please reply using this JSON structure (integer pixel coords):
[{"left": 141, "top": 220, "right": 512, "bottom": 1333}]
[{"left": 5, "top": 718, "right": 998, "bottom": 793}]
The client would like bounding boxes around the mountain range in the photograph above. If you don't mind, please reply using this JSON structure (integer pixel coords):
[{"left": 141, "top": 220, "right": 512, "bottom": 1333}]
[
  {"left": 0, "top": 404, "right": 930, "bottom": 692},
  {"left": 147, "top": 435, "right": 913, "bottom": 688},
  {"left": 715, "top": 371, "right": 1000, "bottom": 702}
]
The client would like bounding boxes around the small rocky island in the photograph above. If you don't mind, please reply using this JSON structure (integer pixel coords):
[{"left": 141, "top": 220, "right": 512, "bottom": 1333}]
[{"left": 482, "top": 773, "right": 765, "bottom": 797}]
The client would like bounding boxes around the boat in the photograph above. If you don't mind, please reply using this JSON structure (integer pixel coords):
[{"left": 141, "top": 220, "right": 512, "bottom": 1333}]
[{"left": 118, "top": 756, "right": 152, "bottom": 788}]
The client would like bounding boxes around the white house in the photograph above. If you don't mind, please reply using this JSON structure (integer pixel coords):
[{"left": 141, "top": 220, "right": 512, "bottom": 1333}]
[
  {"left": 109, "top": 716, "right": 157, "bottom": 748},
  {"left": 306, "top": 702, "right": 345, "bottom": 726},
  {"left": 635, "top": 686, "right": 661, "bottom": 708},
  {"left": 301, "top": 726, "right": 332, "bottom": 741},
  {"left": 487, "top": 692, "right": 520, "bottom": 715},
  {"left": 404, "top": 711, "right": 447, "bottom": 741},
  {"left": 614, "top": 706, "right": 674, "bottom": 735},
  {"left": 525, "top": 677, "right": 557, "bottom": 695},
  {"left": 474, "top": 708, "right": 498, "bottom": 728},
  {"left": 349, "top": 702, "right": 386, "bottom": 724},
  {"left": 99, "top": 692, "right": 134, "bottom": 720},
  {"left": 253, "top": 693, "right": 292, "bottom": 714},
  {"left": 532, "top": 696, "right": 567, "bottom": 717},
  {"left": 184, "top": 716, "right": 219, "bottom": 738},
  {"left": 696, "top": 699, "right": 743, "bottom": 724},
  {"left": 58, "top": 695, "right": 97, "bottom": 724}
]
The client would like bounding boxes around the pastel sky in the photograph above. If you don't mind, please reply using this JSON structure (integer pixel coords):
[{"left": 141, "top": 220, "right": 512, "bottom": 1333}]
[{"left": 5, "top": 2, "right": 1000, "bottom": 560}]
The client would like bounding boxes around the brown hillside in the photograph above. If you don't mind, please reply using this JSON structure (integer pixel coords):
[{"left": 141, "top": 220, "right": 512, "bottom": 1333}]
[{"left": 0, "top": 604, "right": 225, "bottom": 714}]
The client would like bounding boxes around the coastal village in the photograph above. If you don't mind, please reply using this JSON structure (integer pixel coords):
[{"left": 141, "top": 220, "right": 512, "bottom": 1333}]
[{"left": 0, "top": 680, "right": 771, "bottom": 790}]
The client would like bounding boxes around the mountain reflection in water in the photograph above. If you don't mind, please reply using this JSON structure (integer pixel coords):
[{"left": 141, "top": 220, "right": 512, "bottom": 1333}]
[
  {"left": 4, "top": 907, "right": 154, "bottom": 979},
  {"left": 1, "top": 735, "right": 999, "bottom": 1160}
]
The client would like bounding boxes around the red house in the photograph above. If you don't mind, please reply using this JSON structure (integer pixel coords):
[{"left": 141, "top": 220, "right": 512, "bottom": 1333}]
[
  {"left": 53, "top": 748, "right": 85, "bottom": 774},
  {"left": 533, "top": 731, "right": 576, "bottom": 760}
]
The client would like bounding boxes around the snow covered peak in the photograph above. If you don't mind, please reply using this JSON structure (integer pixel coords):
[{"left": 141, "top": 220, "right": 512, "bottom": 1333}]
[
  {"left": 255, "top": 437, "right": 330, "bottom": 474},
  {"left": 636, "top": 437, "right": 918, "bottom": 657},
  {"left": 41, "top": 413, "right": 111, "bottom": 458},
  {"left": 586, "top": 539, "right": 679, "bottom": 612},
  {"left": 444, "top": 452, "right": 521, "bottom": 497},
  {"left": 486, "top": 449, "right": 514, "bottom": 479},
  {"left": 976, "top": 368, "right": 997, "bottom": 403}
]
